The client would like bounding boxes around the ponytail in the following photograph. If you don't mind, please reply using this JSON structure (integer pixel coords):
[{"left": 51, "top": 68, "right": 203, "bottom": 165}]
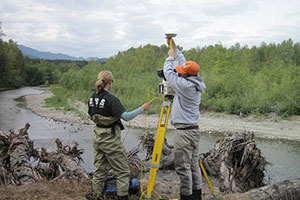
[{"left": 95, "top": 70, "right": 113, "bottom": 93}]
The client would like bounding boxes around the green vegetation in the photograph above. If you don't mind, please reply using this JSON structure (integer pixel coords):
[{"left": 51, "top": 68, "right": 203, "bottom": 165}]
[
  {"left": 197, "top": 41, "right": 300, "bottom": 117},
  {"left": 59, "top": 41, "right": 300, "bottom": 117},
  {"left": 1, "top": 21, "right": 300, "bottom": 117},
  {"left": 44, "top": 86, "right": 72, "bottom": 111}
]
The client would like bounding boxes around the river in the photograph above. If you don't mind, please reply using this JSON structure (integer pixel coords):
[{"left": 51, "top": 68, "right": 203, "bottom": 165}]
[{"left": 0, "top": 87, "right": 299, "bottom": 184}]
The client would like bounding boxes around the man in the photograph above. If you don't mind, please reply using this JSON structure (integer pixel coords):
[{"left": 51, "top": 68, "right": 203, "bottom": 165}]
[
  {"left": 163, "top": 40, "right": 206, "bottom": 200},
  {"left": 87, "top": 70, "right": 150, "bottom": 200}
]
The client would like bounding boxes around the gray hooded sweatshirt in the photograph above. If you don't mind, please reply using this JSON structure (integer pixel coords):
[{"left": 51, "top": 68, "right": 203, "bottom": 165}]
[{"left": 163, "top": 49, "right": 206, "bottom": 126}]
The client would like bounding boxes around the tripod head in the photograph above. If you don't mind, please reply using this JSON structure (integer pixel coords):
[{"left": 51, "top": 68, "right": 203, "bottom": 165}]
[{"left": 157, "top": 69, "right": 174, "bottom": 101}]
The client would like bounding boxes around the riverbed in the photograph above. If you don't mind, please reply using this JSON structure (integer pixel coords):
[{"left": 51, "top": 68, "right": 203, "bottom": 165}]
[{"left": 0, "top": 87, "right": 299, "bottom": 184}]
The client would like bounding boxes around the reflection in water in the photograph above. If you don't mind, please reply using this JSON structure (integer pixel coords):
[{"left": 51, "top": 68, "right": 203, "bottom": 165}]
[{"left": 0, "top": 87, "right": 300, "bottom": 183}]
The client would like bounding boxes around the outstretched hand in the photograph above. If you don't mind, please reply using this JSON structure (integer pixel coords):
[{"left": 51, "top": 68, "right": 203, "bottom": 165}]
[{"left": 141, "top": 102, "right": 151, "bottom": 111}]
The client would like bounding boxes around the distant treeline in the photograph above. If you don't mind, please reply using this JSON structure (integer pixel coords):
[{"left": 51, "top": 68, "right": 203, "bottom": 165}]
[
  {"left": 0, "top": 39, "right": 88, "bottom": 88},
  {"left": 1, "top": 35, "right": 300, "bottom": 116}
]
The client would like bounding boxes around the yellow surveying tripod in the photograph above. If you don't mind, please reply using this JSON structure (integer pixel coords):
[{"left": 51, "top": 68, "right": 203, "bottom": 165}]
[{"left": 144, "top": 33, "right": 176, "bottom": 200}]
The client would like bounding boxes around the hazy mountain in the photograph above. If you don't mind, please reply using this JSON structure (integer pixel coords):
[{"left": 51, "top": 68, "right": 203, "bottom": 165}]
[{"left": 18, "top": 44, "right": 106, "bottom": 62}]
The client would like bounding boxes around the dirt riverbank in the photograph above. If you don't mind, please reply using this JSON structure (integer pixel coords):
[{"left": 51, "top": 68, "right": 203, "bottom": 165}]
[{"left": 24, "top": 88, "right": 300, "bottom": 141}]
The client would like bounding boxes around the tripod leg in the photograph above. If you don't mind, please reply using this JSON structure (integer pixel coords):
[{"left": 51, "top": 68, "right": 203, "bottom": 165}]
[
  {"left": 199, "top": 161, "right": 216, "bottom": 197},
  {"left": 145, "top": 105, "right": 171, "bottom": 199}
]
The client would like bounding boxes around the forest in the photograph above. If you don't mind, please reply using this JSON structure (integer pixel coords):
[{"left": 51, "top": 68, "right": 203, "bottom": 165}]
[{"left": 1, "top": 23, "right": 300, "bottom": 117}]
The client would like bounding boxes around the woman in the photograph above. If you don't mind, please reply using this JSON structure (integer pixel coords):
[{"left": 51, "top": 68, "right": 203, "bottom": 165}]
[{"left": 87, "top": 70, "right": 150, "bottom": 200}]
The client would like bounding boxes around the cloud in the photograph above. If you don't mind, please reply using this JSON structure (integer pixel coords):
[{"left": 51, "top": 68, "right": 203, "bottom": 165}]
[
  {"left": 1, "top": 0, "right": 300, "bottom": 58},
  {"left": 200, "top": 0, "right": 256, "bottom": 17}
]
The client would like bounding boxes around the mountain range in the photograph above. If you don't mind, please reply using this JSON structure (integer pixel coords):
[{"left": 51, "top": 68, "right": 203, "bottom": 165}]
[{"left": 18, "top": 44, "right": 106, "bottom": 62}]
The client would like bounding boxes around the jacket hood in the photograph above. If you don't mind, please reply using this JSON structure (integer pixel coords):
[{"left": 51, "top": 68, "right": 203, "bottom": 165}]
[{"left": 186, "top": 76, "right": 206, "bottom": 92}]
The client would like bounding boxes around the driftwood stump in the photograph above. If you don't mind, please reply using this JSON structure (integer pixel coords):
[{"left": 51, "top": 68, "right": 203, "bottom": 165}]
[
  {"left": 201, "top": 132, "right": 268, "bottom": 193},
  {"left": 0, "top": 123, "right": 89, "bottom": 185}
]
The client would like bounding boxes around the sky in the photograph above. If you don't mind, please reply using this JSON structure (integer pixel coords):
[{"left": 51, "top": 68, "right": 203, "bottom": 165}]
[{"left": 1, "top": 0, "right": 300, "bottom": 58}]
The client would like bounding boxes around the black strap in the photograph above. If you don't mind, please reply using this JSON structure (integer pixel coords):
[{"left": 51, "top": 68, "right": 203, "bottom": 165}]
[
  {"left": 177, "top": 125, "right": 199, "bottom": 130},
  {"left": 96, "top": 124, "right": 113, "bottom": 128}
]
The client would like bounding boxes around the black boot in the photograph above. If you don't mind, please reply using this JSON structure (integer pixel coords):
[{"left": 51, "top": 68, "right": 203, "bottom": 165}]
[
  {"left": 118, "top": 195, "right": 129, "bottom": 200},
  {"left": 180, "top": 193, "right": 193, "bottom": 200},
  {"left": 191, "top": 189, "right": 202, "bottom": 200}
]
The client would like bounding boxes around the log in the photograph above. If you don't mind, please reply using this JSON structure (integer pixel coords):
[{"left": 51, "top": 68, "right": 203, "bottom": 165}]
[
  {"left": 0, "top": 131, "right": 11, "bottom": 184},
  {"left": 221, "top": 178, "right": 300, "bottom": 200},
  {"left": 8, "top": 123, "right": 38, "bottom": 185}
]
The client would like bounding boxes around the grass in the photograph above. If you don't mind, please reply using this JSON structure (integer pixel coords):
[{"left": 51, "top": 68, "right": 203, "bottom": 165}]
[
  {"left": 44, "top": 85, "right": 69, "bottom": 109},
  {"left": 44, "top": 85, "right": 84, "bottom": 117}
]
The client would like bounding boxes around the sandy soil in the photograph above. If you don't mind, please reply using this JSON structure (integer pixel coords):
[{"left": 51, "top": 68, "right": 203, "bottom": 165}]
[{"left": 24, "top": 89, "right": 300, "bottom": 141}]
